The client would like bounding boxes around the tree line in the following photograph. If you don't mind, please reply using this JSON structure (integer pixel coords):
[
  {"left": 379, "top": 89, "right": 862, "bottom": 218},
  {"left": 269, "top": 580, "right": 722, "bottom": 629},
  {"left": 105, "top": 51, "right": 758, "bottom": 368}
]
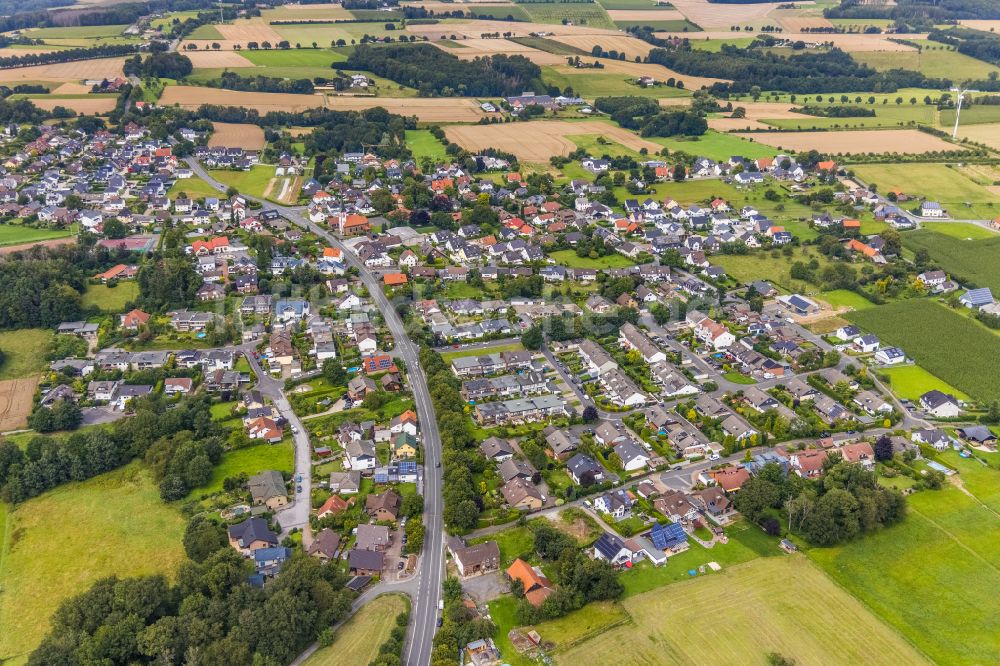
[
  {"left": 734, "top": 458, "right": 906, "bottom": 546},
  {"left": 123, "top": 52, "right": 193, "bottom": 80},
  {"left": 594, "top": 95, "right": 707, "bottom": 137},
  {"left": 210, "top": 71, "right": 315, "bottom": 94},
  {"left": 0, "top": 43, "right": 138, "bottom": 70},
  {"left": 0, "top": 394, "right": 221, "bottom": 503},
  {"left": 344, "top": 43, "right": 544, "bottom": 97},
  {"left": 642, "top": 42, "right": 949, "bottom": 95}
]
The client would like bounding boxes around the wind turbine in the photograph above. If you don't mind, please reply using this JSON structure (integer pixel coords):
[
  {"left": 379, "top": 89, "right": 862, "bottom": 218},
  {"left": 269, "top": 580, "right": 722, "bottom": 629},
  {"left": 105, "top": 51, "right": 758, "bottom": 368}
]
[{"left": 951, "top": 86, "right": 980, "bottom": 140}]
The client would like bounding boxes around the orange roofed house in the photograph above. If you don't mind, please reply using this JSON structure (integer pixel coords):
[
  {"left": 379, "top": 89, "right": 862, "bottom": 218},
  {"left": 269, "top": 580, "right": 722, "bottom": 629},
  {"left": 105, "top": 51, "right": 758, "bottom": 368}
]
[
  {"left": 121, "top": 308, "right": 150, "bottom": 330},
  {"left": 191, "top": 236, "right": 230, "bottom": 255},
  {"left": 506, "top": 558, "right": 553, "bottom": 607},
  {"left": 383, "top": 272, "right": 408, "bottom": 286},
  {"left": 336, "top": 213, "right": 370, "bottom": 237}
]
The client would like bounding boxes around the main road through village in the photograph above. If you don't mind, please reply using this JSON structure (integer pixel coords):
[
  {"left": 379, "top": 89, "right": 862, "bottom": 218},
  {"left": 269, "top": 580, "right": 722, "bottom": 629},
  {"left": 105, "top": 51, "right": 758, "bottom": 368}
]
[{"left": 186, "top": 159, "right": 443, "bottom": 666}]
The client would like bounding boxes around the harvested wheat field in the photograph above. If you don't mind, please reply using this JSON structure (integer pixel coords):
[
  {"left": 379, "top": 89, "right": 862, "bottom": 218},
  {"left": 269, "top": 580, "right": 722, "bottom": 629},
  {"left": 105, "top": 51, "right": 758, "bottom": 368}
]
[
  {"left": 437, "top": 38, "right": 566, "bottom": 65},
  {"left": 726, "top": 102, "right": 801, "bottom": 119},
  {"left": 0, "top": 47, "right": 59, "bottom": 57},
  {"left": 50, "top": 82, "right": 92, "bottom": 94},
  {"left": 160, "top": 85, "right": 323, "bottom": 112},
  {"left": 185, "top": 50, "right": 256, "bottom": 68},
  {"left": 0, "top": 56, "right": 125, "bottom": 82},
  {"left": 550, "top": 34, "right": 653, "bottom": 60},
  {"left": 955, "top": 122, "right": 1000, "bottom": 151},
  {"left": 406, "top": 18, "right": 619, "bottom": 40},
  {"left": 325, "top": 96, "right": 484, "bottom": 122},
  {"left": 958, "top": 20, "right": 1000, "bottom": 33},
  {"left": 445, "top": 120, "right": 660, "bottom": 162},
  {"left": 210, "top": 122, "right": 265, "bottom": 149},
  {"left": 219, "top": 18, "right": 283, "bottom": 44},
  {"left": 598, "top": 57, "right": 729, "bottom": 88},
  {"left": 776, "top": 15, "right": 833, "bottom": 31},
  {"left": 737, "top": 129, "right": 962, "bottom": 155},
  {"left": 0, "top": 376, "right": 39, "bottom": 431},
  {"left": 288, "top": 126, "right": 314, "bottom": 137},
  {"left": 669, "top": 0, "right": 790, "bottom": 29},
  {"left": 709, "top": 117, "right": 770, "bottom": 131},
  {"left": 658, "top": 30, "right": 921, "bottom": 51},
  {"left": 606, "top": 9, "right": 685, "bottom": 21},
  {"left": 30, "top": 96, "right": 116, "bottom": 114},
  {"left": 264, "top": 3, "right": 352, "bottom": 20}
]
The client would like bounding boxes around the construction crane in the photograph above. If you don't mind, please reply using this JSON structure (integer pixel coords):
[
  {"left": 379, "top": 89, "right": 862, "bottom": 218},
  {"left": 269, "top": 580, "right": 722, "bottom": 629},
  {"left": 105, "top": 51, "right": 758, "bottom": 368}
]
[{"left": 950, "top": 86, "right": 981, "bottom": 140}]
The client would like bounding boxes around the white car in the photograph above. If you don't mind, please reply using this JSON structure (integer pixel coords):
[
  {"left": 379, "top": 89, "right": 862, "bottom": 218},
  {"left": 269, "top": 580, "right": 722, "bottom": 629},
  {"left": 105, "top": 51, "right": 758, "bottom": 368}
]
[{"left": 709, "top": 453, "right": 720, "bottom": 461}]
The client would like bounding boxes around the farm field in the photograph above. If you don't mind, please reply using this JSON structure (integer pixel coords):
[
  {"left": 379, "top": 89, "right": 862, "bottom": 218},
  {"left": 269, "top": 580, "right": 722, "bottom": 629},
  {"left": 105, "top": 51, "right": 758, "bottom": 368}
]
[
  {"left": 548, "top": 249, "right": 636, "bottom": 269},
  {"left": 27, "top": 24, "right": 129, "bottom": 39},
  {"left": 902, "top": 230, "right": 1000, "bottom": 292},
  {"left": 325, "top": 96, "right": 484, "bottom": 121},
  {"left": 0, "top": 328, "right": 52, "bottom": 380},
  {"left": 547, "top": 33, "right": 652, "bottom": 60},
  {"left": 879, "top": 364, "right": 969, "bottom": 402},
  {"left": 188, "top": 441, "right": 293, "bottom": 499},
  {"left": 159, "top": 85, "right": 323, "bottom": 112},
  {"left": 555, "top": 556, "right": 929, "bottom": 666},
  {"left": 852, "top": 43, "right": 1000, "bottom": 81},
  {"left": 261, "top": 3, "right": 352, "bottom": 21},
  {"left": 919, "top": 222, "right": 998, "bottom": 240},
  {"left": 0, "top": 376, "right": 39, "bottom": 431},
  {"left": 185, "top": 49, "right": 256, "bottom": 68},
  {"left": 0, "top": 57, "right": 126, "bottom": 83},
  {"left": 846, "top": 299, "right": 1000, "bottom": 404},
  {"left": 941, "top": 105, "right": 1000, "bottom": 127},
  {"left": 810, "top": 481, "right": 1000, "bottom": 666},
  {"left": 658, "top": 29, "right": 924, "bottom": 51},
  {"left": 666, "top": 0, "right": 786, "bottom": 30},
  {"left": 735, "top": 129, "right": 962, "bottom": 155},
  {"left": 0, "top": 463, "right": 186, "bottom": 664},
  {"left": 0, "top": 224, "right": 73, "bottom": 247},
  {"left": 81, "top": 282, "right": 139, "bottom": 311},
  {"left": 953, "top": 121, "right": 1000, "bottom": 151},
  {"left": 238, "top": 47, "right": 348, "bottom": 67},
  {"left": 853, "top": 163, "right": 1000, "bottom": 220},
  {"left": 209, "top": 122, "right": 266, "bottom": 149},
  {"left": 539, "top": 65, "right": 694, "bottom": 100},
  {"left": 760, "top": 104, "right": 936, "bottom": 131},
  {"left": 648, "top": 129, "right": 776, "bottom": 159},
  {"left": 714, "top": 249, "right": 836, "bottom": 295},
  {"left": 26, "top": 95, "right": 116, "bottom": 114},
  {"left": 444, "top": 120, "right": 661, "bottom": 162},
  {"left": 520, "top": 2, "right": 616, "bottom": 29},
  {"left": 405, "top": 129, "right": 448, "bottom": 161}
]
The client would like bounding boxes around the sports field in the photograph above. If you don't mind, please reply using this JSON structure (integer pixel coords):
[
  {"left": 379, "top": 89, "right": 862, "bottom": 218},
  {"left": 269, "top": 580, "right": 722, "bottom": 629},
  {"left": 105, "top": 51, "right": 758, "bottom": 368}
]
[
  {"left": 555, "top": 556, "right": 929, "bottom": 665},
  {"left": 304, "top": 595, "right": 408, "bottom": 666},
  {"left": 208, "top": 165, "right": 277, "bottom": 198},
  {"left": 0, "top": 464, "right": 186, "bottom": 663},
  {"left": 846, "top": 299, "right": 1000, "bottom": 404},
  {"left": 879, "top": 365, "right": 969, "bottom": 402}
]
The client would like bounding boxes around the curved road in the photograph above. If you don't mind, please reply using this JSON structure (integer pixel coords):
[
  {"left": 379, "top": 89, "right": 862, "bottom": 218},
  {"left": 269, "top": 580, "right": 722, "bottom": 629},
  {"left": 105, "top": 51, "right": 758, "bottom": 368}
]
[{"left": 187, "top": 159, "right": 442, "bottom": 666}]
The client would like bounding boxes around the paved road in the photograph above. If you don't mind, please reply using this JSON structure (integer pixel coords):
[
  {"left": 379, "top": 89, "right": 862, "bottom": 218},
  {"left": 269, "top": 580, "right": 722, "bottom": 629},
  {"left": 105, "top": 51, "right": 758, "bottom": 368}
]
[{"left": 187, "top": 159, "right": 442, "bottom": 666}]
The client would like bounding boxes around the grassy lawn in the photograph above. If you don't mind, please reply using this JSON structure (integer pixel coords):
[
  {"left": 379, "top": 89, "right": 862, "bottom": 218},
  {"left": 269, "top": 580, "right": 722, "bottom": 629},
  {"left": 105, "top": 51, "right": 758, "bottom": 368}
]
[
  {"left": 809, "top": 481, "right": 1000, "bottom": 666},
  {"left": 713, "top": 247, "right": 837, "bottom": 294},
  {"left": 440, "top": 342, "right": 524, "bottom": 363},
  {"left": 919, "top": 221, "right": 998, "bottom": 240},
  {"left": 902, "top": 230, "right": 1000, "bottom": 294},
  {"left": 187, "top": 441, "right": 293, "bottom": 498},
  {"left": 557, "top": 556, "right": 930, "bottom": 665},
  {"left": 0, "top": 463, "right": 186, "bottom": 664},
  {"left": 0, "top": 328, "right": 53, "bottom": 380},
  {"left": 527, "top": 601, "right": 628, "bottom": 650},
  {"left": 304, "top": 594, "right": 408, "bottom": 666},
  {"left": 722, "top": 371, "right": 756, "bottom": 384},
  {"left": 187, "top": 23, "right": 225, "bottom": 39},
  {"left": 548, "top": 249, "right": 636, "bottom": 269},
  {"left": 169, "top": 175, "right": 224, "bottom": 200},
  {"left": 0, "top": 224, "right": 72, "bottom": 247},
  {"left": 853, "top": 163, "right": 1000, "bottom": 221},
  {"left": 470, "top": 524, "right": 535, "bottom": 567},
  {"left": 818, "top": 289, "right": 875, "bottom": 310},
  {"left": 488, "top": 596, "right": 538, "bottom": 666},
  {"left": 879, "top": 365, "right": 970, "bottom": 402},
  {"left": 81, "top": 282, "right": 139, "bottom": 312},
  {"left": 208, "top": 165, "right": 274, "bottom": 198},
  {"left": 405, "top": 129, "right": 448, "bottom": 162},
  {"left": 847, "top": 299, "right": 1000, "bottom": 404}
]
